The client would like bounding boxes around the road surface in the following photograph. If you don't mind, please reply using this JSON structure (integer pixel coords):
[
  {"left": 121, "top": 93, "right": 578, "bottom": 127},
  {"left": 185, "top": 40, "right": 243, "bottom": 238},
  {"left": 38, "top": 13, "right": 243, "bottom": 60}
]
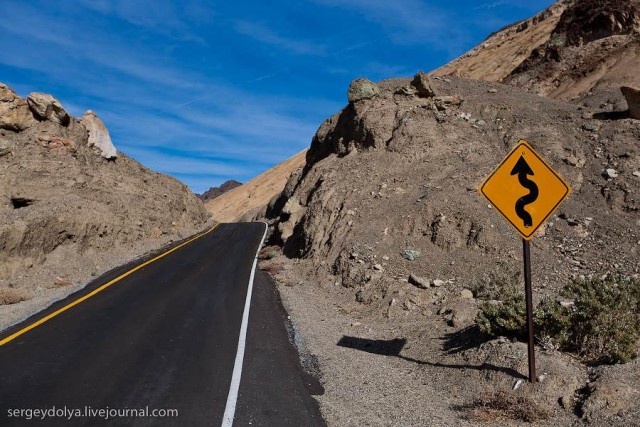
[{"left": 0, "top": 223, "right": 324, "bottom": 426}]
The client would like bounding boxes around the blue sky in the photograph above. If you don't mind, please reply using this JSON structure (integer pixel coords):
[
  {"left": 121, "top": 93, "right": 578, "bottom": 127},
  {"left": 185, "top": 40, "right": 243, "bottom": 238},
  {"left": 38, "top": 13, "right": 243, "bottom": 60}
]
[{"left": 0, "top": 0, "right": 554, "bottom": 193}]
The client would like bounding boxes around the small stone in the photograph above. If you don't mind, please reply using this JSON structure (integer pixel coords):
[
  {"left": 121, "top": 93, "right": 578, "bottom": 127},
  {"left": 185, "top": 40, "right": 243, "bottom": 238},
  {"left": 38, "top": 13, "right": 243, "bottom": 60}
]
[
  {"left": 408, "top": 274, "right": 429, "bottom": 289},
  {"left": 460, "top": 289, "right": 474, "bottom": 299},
  {"left": 382, "top": 255, "right": 390, "bottom": 261},
  {"left": 475, "top": 119, "right": 487, "bottom": 126},
  {"left": 633, "top": 171, "right": 640, "bottom": 177},
  {"left": 401, "top": 249, "right": 421, "bottom": 261},
  {"left": 349, "top": 252, "right": 358, "bottom": 259},
  {"left": 487, "top": 88, "right": 498, "bottom": 93},
  {"left": 434, "top": 95, "right": 463, "bottom": 111},
  {"left": 564, "top": 155, "right": 578, "bottom": 166},
  {"left": 604, "top": 168, "right": 618, "bottom": 179},
  {"left": 373, "top": 264, "right": 384, "bottom": 271},
  {"left": 0, "top": 139, "right": 13, "bottom": 157},
  {"left": 351, "top": 322, "right": 362, "bottom": 327},
  {"left": 54, "top": 277, "right": 72, "bottom": 287},
  {"left": 432, "top": 279, "right": 445, "bottom": 287},
  {"left": 582, "top": 123, "right": 599, "bottom": 132}
]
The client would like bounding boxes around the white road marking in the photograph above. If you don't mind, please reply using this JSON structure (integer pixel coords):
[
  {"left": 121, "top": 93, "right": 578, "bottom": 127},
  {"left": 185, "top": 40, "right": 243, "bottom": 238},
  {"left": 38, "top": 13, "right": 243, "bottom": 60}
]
[{"left": 222, "top": 222, "right": 269, "bottom": 427}]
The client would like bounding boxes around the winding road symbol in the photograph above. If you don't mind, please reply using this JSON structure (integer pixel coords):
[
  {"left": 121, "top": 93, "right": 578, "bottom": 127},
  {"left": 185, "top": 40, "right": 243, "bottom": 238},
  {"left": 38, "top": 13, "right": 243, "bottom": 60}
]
[
  {"left": 510, "top": 155, "right": 538, "bottom": 228},
  {"left": 478, "top": 140, "right": 571, "bottom": 240}
]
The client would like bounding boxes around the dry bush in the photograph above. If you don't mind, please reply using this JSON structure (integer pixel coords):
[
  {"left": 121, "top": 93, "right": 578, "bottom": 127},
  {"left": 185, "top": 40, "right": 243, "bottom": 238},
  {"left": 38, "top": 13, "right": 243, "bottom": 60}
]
[
  {"left": 0, "top": 287, "right": 30, "bottom": 305},
  {"left": 466, "top": 390, "right": 550, "bottom": 423},
  {"left": 261, "top": 262, "right": 285, "bottom": 275},
  {"left": 258, "top": 246, "right": 280, "bottom": 261}
]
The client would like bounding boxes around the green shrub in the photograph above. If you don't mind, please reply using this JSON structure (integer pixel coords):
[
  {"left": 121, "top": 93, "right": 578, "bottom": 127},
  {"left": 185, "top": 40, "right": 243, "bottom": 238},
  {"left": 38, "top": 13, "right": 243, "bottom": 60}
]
[
  {"left": 539, "top": 274, "right": 640, "bottom": 364},
  {"left": 476, "top": 274, "right": 640, "bottom": 364},
  {"left": 475, "top": 275, "right": 527, "bottom": 338},
  {"left": 534, "top": 296, "right": 572, "bottom": 349}
]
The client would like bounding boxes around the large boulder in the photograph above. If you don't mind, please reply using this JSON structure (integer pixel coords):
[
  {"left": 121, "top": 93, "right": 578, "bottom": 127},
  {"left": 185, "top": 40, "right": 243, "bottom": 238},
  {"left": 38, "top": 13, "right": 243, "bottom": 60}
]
[
  {"left": 348, "top": 78, "right": 380, "bottom": 103},
  {"left": 0, "top": 83, "right": 36, "bottom": 131},
  {"left": 621, "top": 86, "right": 640, "bottom": 119},
  {"left": 27, "top": 93, "right": 71, "bottom": 126},
  {"left": 80, "top": 110, "right": 118, "bottom": 159}
]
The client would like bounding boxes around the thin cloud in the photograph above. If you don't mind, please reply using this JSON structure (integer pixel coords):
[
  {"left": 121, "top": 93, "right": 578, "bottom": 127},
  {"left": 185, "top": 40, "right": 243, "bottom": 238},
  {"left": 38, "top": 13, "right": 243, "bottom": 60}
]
[{"left": 234, "top": 20, "right": 327, "bottom": 55}]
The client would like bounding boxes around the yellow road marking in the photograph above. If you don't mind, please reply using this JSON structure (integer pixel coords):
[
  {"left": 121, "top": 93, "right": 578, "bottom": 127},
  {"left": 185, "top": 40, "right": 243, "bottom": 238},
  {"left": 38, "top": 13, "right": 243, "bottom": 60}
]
[{"left": 0, "top": 224, "right": 219, "bottom": 346}]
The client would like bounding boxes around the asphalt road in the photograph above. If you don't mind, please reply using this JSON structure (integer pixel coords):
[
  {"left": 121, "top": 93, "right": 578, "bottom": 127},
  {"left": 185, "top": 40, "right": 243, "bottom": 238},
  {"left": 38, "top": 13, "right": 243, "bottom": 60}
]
[{"left": 0, "top": 223, "right": 325, "bottom": 426}]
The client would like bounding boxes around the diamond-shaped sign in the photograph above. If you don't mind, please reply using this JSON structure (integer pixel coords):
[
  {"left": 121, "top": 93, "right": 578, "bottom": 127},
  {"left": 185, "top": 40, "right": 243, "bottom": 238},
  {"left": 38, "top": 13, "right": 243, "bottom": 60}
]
[{"left": 479, "top": 140, "right": 571, "bottom": 240}]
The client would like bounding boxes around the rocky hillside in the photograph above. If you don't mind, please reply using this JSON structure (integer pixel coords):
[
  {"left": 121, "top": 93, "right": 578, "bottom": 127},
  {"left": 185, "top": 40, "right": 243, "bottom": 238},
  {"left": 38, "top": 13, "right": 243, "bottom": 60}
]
[
  {"left": 266, "top": 74, "right": 638, "bottom": 298},
  {"left": 434, "top": 0, "right": 640, "bottom": 101},
  {"left": 0, "top": 83, "right": 210, "bottom": 329},
  {"left": 205, "top": 150, "right": 306, "bottom": 222},
  {"left": 198, "top": 180, "right": 242, "bottom": 202},
  {"left": 260, "top": 1, "right": 640, "bottom": 424}
]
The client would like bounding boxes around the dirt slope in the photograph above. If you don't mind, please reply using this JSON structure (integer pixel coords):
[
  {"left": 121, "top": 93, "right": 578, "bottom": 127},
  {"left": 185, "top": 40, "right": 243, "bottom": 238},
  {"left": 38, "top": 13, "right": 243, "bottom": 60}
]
[
  {"left": 433, "top": 1, "right": 568, "bottom": 82},
  {"left": 0, "top": 84, "right": 210, "bottom": 329},
  {"left": 434, "top": 0, "right": 640, "bottom": 101},
  {"left": 205, "top": 150, "right": 306, "bottom": 222}
]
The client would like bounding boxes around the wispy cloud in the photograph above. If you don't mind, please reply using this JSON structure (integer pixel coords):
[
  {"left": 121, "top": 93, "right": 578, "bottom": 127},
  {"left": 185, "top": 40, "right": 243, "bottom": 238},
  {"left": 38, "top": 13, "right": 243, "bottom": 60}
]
[
  {"left": 0, "top": 0, "right": 556, "bottom": 193},
  {"left": 234, "top": 20, "right": 327, "bottom": 55}
]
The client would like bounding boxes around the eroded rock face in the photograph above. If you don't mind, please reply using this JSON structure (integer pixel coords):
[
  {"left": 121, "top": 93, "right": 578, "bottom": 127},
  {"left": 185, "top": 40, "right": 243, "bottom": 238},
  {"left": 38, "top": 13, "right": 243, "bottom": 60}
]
[
  {"left": 27, "top": 93, "right": 71, "bottom": 126},
  {"left": 621, "top": 86, "right": 640, "bottom": 119},
  {"left": 81, "top": 110, "right": 118, "bottom": 159},
  {"left": 0, "top": 84, "right": 36, "bottom": 131},
  {"left": 348, "top": 78, "right": 380, "bottom": 103}
]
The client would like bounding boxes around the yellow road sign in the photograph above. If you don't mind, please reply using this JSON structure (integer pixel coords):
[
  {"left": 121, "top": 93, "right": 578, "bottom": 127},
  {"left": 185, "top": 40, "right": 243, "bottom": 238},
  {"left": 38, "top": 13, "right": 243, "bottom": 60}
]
[{"left": 479, "top": 140, "right": 571, "bottom": 240}]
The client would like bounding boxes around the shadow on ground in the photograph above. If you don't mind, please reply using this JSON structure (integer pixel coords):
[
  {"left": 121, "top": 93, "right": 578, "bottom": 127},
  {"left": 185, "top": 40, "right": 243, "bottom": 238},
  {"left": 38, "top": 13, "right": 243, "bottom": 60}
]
[{"left": 337, "top": 331, "right": 526, "bottom": 380}]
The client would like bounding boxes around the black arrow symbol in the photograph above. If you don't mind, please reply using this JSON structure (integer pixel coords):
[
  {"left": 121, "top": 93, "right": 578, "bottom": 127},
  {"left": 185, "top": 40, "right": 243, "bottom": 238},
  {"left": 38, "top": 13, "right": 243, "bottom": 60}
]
[{"left": 510, "top": 155, "right": 538, "bottom": 227}]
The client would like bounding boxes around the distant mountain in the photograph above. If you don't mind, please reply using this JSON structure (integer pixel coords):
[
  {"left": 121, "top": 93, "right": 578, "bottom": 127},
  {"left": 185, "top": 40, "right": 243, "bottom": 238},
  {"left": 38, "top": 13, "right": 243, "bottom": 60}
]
[
  {"left": 198, "top": 180, "right": 242, "bottom": 202},
  {"left": 205, "top": 150, "right": 306, "bottom": 222}
]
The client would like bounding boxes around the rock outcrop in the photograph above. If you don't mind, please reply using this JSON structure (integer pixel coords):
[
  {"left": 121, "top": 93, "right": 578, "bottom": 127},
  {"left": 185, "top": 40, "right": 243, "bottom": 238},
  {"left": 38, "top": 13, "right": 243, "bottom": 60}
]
[
  {"left": 0, "top": 84, "right": 36, "bottom": 131},
  {"left": 81, "top": 110, "right": 118, "bottom": 159},
  {"left": 348, "top": 78, "right": 380, "bottom": 103},
  {"left": 27, "top": 93, "right": 71, "bottom": 126}
]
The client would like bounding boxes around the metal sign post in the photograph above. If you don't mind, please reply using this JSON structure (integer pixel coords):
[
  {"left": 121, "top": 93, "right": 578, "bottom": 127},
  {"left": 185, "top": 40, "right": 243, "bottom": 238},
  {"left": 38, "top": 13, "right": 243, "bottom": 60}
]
[
  {"left": 522, "top": 239, "right": 536, "bottom": 383},
  {"left": 479, "top": 140, "right": 571, "bottom": 383}
]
